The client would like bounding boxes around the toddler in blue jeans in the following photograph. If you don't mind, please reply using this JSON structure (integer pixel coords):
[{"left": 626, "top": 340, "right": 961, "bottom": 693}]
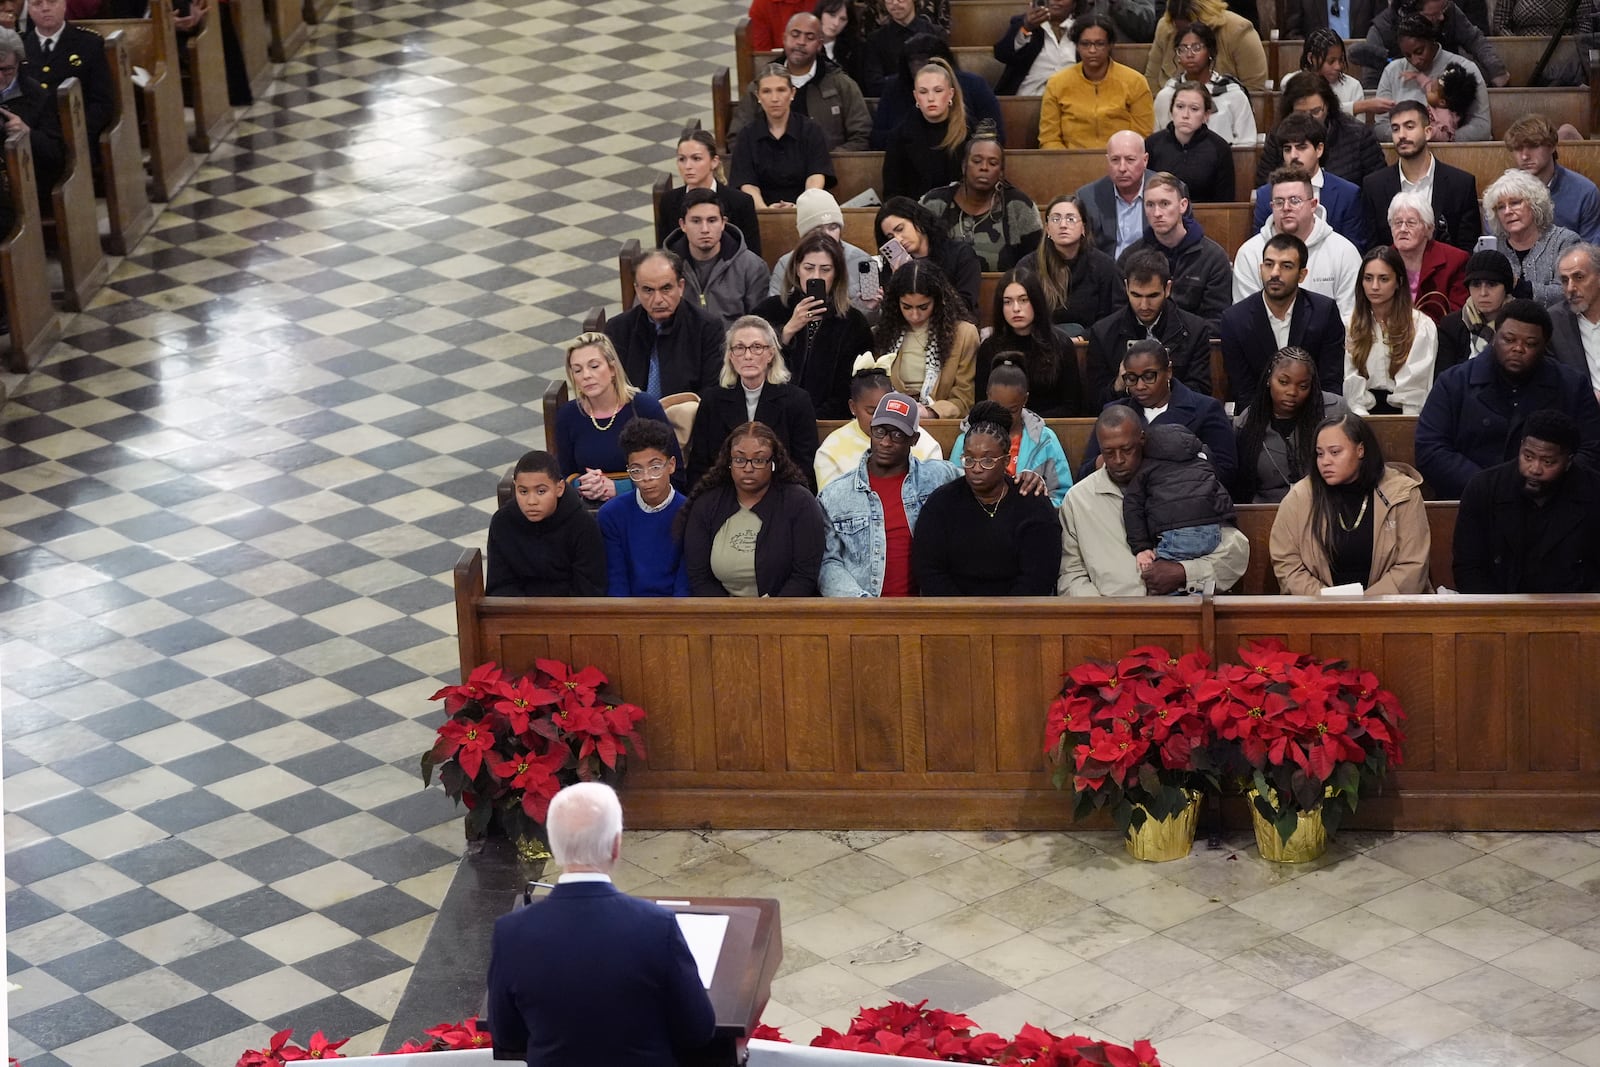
[{"left": 1121, "top": 424, "right": 1236, "bottom": 582}]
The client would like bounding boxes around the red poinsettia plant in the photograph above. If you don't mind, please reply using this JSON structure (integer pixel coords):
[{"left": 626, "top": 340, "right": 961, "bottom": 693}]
[
  {"left": 421, "top": 660, "right": 646, "bottom": 841},
  {"left": 235, "top": 1028, "right": 348, "bottom": 1064},
  {"left": 1195, "top": 639, "right": 1406, "bottom": 844},
  {"left": 769, "top": 1000, "right": 1161, "bottom": 1064},
  {"left": 1044, "top": 645, "right": 1220, "bottom": 837}
]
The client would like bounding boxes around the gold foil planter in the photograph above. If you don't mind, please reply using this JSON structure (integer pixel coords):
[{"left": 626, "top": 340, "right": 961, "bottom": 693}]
[
  {"left": 1248, "top": 789, "right": 1329, "bottom": 863},
  {"left": 1125, "top": 792, "right": 1201, "bottom": 862},
  {"left": 515, "top": 835, "right": 552, "bottom": 864}
]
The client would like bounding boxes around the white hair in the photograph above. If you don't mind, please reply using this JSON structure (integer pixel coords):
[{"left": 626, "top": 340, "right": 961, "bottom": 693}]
[
  {"left": 547, "top": 781, "right": 623, "bottom": 870},
  {"left": 1387, "top": 190, "right": 1435, "bottom": 234}
]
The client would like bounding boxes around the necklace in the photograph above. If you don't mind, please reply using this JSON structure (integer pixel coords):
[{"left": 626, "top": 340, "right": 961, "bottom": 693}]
[
  {"left": 1337, "top": 493, "right": 1369, "bottom": 532},
  {"left": 585, "top": 401, "right": 620, "bottom": 432},
  {"left": 976, "top": 484, "right": 1008, "bottom": 519}
]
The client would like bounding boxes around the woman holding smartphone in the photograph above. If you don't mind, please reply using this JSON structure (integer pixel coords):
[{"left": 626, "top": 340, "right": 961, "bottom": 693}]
[
  {"left": 753, "top": 230, "right": 874, "bottom": 420},
  {"left": 873, "top": 196, "right": 982, "bottom": 321}
]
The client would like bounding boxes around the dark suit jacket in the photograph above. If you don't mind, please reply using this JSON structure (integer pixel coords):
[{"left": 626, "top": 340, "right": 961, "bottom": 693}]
[
  {"left": 1362, "top": 160, "right": 1482, "bottom": 253},
  {"left": 1285, "top": 0, "right": 1378, "bottom": 39},
  {"left": 24, "top": 23, "right": 113, "bottom": 142},
  {"left": 1075, "top": 175, "right": 1134, "bottom": 258},
  {"left": 686, "top": 381, "right": 820, "bottom": 490},
  {"left": 994, "top": 14, "right": 1065, "bottom": 95},
  {"left": 1454, "top": 459, "right": 1600, "bottom": 592},
  {"left": 0, "top": 71, "right": 64, "bottom": 196},
  {"left": 603, "top": 302, "right": 726, "bottom": 400},
  {"left": 1077, "top": 379, "right": 1238, "bottom": 488},
  {"left": 487, "top": 881, "right": 716, "bottom": 1067},
  {"left": 1217, "top": 289, "right": 1345, "bottom": 405},
  {"left": 1416, "top": 355, "right": 1600, "bottom": 498},
  {"left": 1253, "top": 169, "right": 1369, "bottom": 252},
  {"left": 1547, "top": 302, "right": 1595, "bottom": 381}
]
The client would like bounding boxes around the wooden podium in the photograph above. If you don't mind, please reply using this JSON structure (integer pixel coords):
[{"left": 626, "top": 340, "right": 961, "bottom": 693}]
[{"left": 645, "top": 896, "right": 783, "bottom": 1067}]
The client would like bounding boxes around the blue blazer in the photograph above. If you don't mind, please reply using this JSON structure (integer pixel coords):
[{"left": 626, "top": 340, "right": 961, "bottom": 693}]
[
  {"left": 1077, "top": 380, "right": 1238, "bottom": 489},
  {"left": 487, "top": 881, "right": 716, "bottom": 1067},
  {"left": 1253, "top": 170, "right": 1369, "bottom": 253},
  {"left": 1217, "top": 289, "right": 1345, "bottom": 406}
]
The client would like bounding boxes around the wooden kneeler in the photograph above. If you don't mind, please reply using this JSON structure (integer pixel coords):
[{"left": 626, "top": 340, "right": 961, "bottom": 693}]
[
  {"left": 230, "top": 0, "right": 274, "bottom": 101},
  {"left": 82, "top": 0, "right": 198, "bottom": 202},
  {"left": 99, "top": 32, "right": 156, "bottom": 256},
  {"left": 2, "top": 133, "right": 63, "bottom": 373},
  {"left": 181, "top": 0, "right": 235, "bottom": 152},
  {"left": 265, "top": 0, "right": 307, "bottom": 63},
  {"left": 50, "top": 78, "right": 110, "bottom": 313}
]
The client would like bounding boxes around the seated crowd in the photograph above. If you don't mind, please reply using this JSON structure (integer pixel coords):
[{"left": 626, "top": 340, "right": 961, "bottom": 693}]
[{"left": 483, "top": 0, "right": 1600, "bottom": 600}]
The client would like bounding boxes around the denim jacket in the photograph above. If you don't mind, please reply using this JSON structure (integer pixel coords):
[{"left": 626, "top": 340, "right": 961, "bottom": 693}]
[{"left": 818, "top": 456, "right": 960, "bottom": 597}]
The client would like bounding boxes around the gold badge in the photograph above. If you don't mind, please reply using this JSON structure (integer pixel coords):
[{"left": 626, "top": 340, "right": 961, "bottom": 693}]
[{"left": 69, "top": 53, "right": 81, "bottom": 66}]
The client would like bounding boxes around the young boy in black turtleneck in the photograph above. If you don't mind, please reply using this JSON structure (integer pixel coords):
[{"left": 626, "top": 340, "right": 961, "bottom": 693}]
[{"left": 485, "top": 451, "right": 606, "bottom": 596}]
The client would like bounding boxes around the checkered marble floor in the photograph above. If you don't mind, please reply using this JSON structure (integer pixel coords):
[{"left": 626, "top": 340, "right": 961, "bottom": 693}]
[
  {"left": 1, "top": 0, "right": 1598, "bottom": 1064},
  {"left": 0, "top": 0, "right": 740, "bottom": 1062}
]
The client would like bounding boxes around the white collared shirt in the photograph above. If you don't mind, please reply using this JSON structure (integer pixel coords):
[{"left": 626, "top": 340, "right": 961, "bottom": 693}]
[
  {"left": 1017, "top": 19, "right": 1076, "bottom": 97},
  {"left": 635, "top": 487, "right": 679, "bottom": 514},
  {"left": 1143, "top": 402, "right": 1169, "bottom": 422},
  {"left": 1399, "top": 155, "right": 1436, "bottom": 203},
  {"left": 1267, "top": 299, "right": 1292, "bottom": 350},
  {"left": 1579, "top": 314, "right": 1600, "bottom": 391},
  {"left": 558, "top": 872, "right": 613, "bottom": 884}
]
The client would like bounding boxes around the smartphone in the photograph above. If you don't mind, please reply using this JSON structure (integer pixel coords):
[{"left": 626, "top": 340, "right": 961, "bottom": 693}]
[
  {"left": 804, "top": 277, "right": 828, "bottom": 303},
  {"left": 880, "top": 238, "right": 911, "bottom": 270},
  {"left": 1473, "top": 235, "right": 1498, "bottom": 254},
  {"left": 858, "top": 257, "right": 881, "bottom": 303}
]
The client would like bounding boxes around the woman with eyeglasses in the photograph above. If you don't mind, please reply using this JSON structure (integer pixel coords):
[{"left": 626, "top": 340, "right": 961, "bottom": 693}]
[
  {"left": 1387, "top": 191, "right": 1467, "bottom": 320},
  {"left": 555, "top": 333, "right": 686, "bottom": 507},
  {"left": 911, "top": 400, "right": 1062, "bottom": 595},
  {"left": 1077, "top": 338, "right": 1235, "bottom": 486},
  {"left": 686, "top": 316, "right": 820, "bottom": 491},
  {"left": 1151, "top": 23, "right": 1255, "bottom": 149},
  {"left": 1144, "top": 0, "right": 1267, "bottom": 94},
  {"left": 679, "top": 422, "right": 828, "bottom": 597},
  {"left": 1015, "top": 194, "right": 1126, "bottom": 332}
]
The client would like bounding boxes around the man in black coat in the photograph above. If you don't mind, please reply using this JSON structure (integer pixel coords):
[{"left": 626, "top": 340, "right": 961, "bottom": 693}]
[
  {"left": 1217, "top": 233, "right": 1345, "bottom": 405},
  {"left": 1454, "top": 410, "right": 1600, "bottom": 593},
  {"left": 603, "top": 250, "right": 726, "bottom": 400},
  {"left": 1361, "top": 101, "right": 1481, "bottom": 252},
  {"left": 20, "top": 0, "right": 112, "bottom": 143},
  {"left": 1087, "top": 248, "right": 1211, "bottom": 405},
  {"left": 0, "top": 30, "right": 64, "bottom": 196}
]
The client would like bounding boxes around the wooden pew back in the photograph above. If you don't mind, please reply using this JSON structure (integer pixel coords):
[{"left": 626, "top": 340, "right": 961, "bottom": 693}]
[
  {"left": 1233, "top": 500, "right": 1456, "bottom": 594},
  {"left": 2, "top": 132, "right": 62, "bottom": 372},
  {"left": 80, "top": 3, "right": 197, "bottom": 201},
  {"left": 181, "top": 0, "right": 236, "bottom": 152},
  {"left": 50, "top": 77, "right": 110, "bottom": 313},
  {"left": 97, "top": 31, "right": 156, "bottom": 256}
]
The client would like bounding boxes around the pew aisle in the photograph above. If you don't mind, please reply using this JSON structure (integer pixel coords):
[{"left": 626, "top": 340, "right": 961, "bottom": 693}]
[{"left": 0, "top": 1, "right": 1598, "bottom": 1067}]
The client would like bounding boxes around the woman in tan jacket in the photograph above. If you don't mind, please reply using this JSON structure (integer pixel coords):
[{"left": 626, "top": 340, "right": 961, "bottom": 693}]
[
  {"left": 1145, "top": 0, "right": 1268, "bottom": 93},
  {"left": 875, "top": 260, "right": 978, "bottom": 419},
  {"left": 1270, "top": 413, "right": 1432, "bottom": 595}
]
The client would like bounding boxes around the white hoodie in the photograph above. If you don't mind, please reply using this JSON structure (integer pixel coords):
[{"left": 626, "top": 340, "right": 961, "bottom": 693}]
[{"left": 1231, "top": 207, "right": 1361, "bottom": 321}]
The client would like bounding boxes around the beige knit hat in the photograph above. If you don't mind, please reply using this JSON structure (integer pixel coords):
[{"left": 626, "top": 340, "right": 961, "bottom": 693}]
[{"left": 794, "top": 188, "right": 844, "bottom": 236}]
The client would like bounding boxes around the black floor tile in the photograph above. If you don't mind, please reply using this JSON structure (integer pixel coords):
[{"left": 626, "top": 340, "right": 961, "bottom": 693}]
[
  {"left": 294, "top": 938, "right": 410, "bottom": 991},
  {"left": 165, "top": 939, "right": 281, "bottom": 990},
  {"left": 40, "top": 941, "right": 157, "bottom": 993},
  {"left": 348, "top": 839, "right": 459, "bottom": 884},
  {"left": 196, "top": 887, "right": 310, "bottom": 938},
  {"left": 75, "top": 886, "right": 188, "bottom": 938},
  {"left": 137, "top": 995, "right": 256, "bottom": 1050}
]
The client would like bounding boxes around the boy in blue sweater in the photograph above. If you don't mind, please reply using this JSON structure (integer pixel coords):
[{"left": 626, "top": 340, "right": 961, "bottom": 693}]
[{"left": 597, "top": 419, "right": 690, "bottom": 596}]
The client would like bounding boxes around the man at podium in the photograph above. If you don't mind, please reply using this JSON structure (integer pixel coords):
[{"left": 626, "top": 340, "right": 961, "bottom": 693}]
[{"left": 486, "top": 782, "right": 716, "bottom": 1066}]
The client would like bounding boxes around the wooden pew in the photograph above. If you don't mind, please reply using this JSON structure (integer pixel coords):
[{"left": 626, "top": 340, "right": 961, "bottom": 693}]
[
  {"left": 303, "top": 0, "right": 336, "bottom": 25},
  {"left": 181, "top": 0, "right": 238, "bottom": 152},
  {"left": 230, "top": 0, "right": 274, "bottom": 101},
  {"left": 265, "top": 0, "right": 308, "bottom": 62},
  {"left": 98, "top": 32, "right": 157, "bottom": 256},
  {"left": 1273, "top": 35, "right": 1598, "bottom": 91},
  {"left": 1407, "top": 138, "right": 1600, "bottom": 191},
  {"left": 453, "top": 550, "right": 1600, "bottom": 831},
  {"left": 1233, "top": 500, "right": 1456, "bottom": 594},
  {"left": 49, "top": 78, "right": 110, "bottom": 313},
  {"left": 2, "top": 132, "right": 63, "bottom": 373},
  {"left": 81, "top": 2, "right": 198, "bottom": 202}
]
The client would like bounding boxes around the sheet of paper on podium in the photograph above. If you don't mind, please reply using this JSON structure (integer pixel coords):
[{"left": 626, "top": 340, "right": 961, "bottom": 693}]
[{"left": 674, "top": 912, "right": 729, "bottom": 988}]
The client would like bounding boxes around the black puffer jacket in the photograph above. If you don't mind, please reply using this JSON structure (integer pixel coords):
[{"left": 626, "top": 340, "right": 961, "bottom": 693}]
[{"left": 1120, "top": 425, "right": 1236, "bottom": 553}]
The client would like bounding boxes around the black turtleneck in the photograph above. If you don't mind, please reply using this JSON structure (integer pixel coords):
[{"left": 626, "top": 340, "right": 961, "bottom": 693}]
[{"left": 1327, "top": 480, "right": 1375, "bottom": 588}]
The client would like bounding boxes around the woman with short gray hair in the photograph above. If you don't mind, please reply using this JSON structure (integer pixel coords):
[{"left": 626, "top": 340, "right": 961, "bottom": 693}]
[
  {"left": 1388, "top": 190, "right": 1468, "bottom": 318},
  {"left": 1483, "top": 168, "right": 1581, "bottom": 306}
]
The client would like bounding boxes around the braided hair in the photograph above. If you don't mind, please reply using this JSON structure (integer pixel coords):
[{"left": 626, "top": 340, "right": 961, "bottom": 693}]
[
  {"left": 1234, "top": 346, "right": 1326, "bottom": 502},
  {"left": 964, "top": 399, "right": 1013, "bottom": 450}
]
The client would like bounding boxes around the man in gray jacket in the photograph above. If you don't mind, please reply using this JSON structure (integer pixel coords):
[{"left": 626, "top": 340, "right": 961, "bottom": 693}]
[
  {"left": 730, "top": 13, "right": 871, "bottom": 151},
  {"left": 664, "top": 189, "right": 770, "bottom": 328}
]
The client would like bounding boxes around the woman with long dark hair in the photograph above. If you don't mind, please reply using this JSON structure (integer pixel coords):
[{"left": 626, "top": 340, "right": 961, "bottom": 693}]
[
  {"left": 679, "top": 422, "right": 828, "bottom": 597},
  {"left": 912, "top": 400, "right": 1063, "bottom": 595},
  {"left": 753, "top": 229, "right": 874, "bottom": 420},
  {"left": 1015, "top": 194, "right": 1126, "bottom": 331},
  {"left": 918, "top": 124, "right": 1041, "bottom": 271},
  {"left": 874, "top": 196, "right": 982, "bottom": 320},
  {"left": 975, "top": 268, "right": 1085, "bottom": 418},
  {"left": 814, "top": 0, "right": 866, "bottom": 85},
  {"left": 1232, "top": 346, "right": 1343, "bottom": 504},
  {"left": 875, "top": 260, "right": 979, "bottom": 420},
  {"left": 1344, "top": 245, "right": 1438, "bottom": 417},
  {"left": 1269, "top": 413, "right": 1431, "bottom": 595}
]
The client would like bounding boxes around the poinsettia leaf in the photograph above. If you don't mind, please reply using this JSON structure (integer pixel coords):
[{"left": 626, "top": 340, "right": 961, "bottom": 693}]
[
  {"left": 464, "top": 802, "right": 493, "bottom": 838},
  {"left": 1272, "top": 807, "right": 1299, "bottom": 846}
]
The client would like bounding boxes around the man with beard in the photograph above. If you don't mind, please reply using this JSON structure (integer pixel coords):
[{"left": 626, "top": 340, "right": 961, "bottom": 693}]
[
  {"left": 1058, "top": 404, "right": 1250, "bottom": 596},
  {"left": 1453, "top": 410, "right": 1600, "bottom": 592},
  {"left": 1361, "top": 101, "right": 1481, "bottom": 251},
  {"left": 1217, "top": 232, "right": 1345, "bottom": 405}
]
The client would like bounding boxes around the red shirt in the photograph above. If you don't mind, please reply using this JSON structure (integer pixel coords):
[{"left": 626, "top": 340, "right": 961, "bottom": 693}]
[
  {"left": 869, "top": 469, "right": 915, "bottom": 597},
  {"left": 747, "top": 0, "right": 814, "bottom": 50}
]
